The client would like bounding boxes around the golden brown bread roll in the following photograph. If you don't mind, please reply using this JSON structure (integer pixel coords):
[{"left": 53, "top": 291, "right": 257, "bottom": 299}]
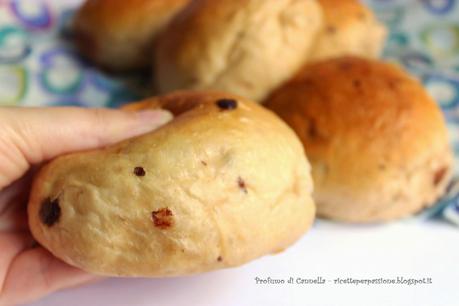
[
  {"left": 73, "top": 0, "right": 190, "bottom": 71},
  {"left": 310, "top": 0, "right": 387, "bottom": 61},
  {"left": 28, "top": 91, "right": 315, "bottom": 276},
  {"left": 265, "top": 57, "right": 453, "bottom": 223},
  {"left": 154, "top": 0, "right": 323, "bottom": 102}
]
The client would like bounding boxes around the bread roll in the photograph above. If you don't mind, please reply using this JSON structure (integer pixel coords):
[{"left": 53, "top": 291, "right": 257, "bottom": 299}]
[
  {"left": 154, "top": 0, "right": 322, "bottom": 102},
  {"left": 310, "top": 0, "right": 387, "bottom": 61},
  {"left": 28, "top": 91, "right": 315, "bottom": 276},
  {"left": 73, "top": 0, "right": 190, "bottom": 71},
  {"left": 265, "top": 57, "right": 453, "bottom": 223}
]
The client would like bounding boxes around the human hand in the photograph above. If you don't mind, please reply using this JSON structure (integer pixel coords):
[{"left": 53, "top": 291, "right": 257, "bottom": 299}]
[{"left": 0, "top": 106, "right": 171, "bottom": 306}]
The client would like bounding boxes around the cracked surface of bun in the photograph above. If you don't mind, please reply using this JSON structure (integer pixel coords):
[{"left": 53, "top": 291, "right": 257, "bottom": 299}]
[
  {"left": 265, "top": 57, "right": 453, "bottom": 223},
  {"left": 28, "top": 91, "right": 315, "bottom": 276},
  {"left": 310, "top": 0, "right": 387, "bottom": 61},
  {"left": 73, "top": 0, "right": 190, "bottom": 71},
  {"left": 154, "top": 0, "right": 322, "bottom": 102}
]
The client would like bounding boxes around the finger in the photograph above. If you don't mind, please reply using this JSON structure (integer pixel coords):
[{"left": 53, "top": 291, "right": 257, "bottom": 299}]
[
  {"left": 0, "top": 232, "right": 34, "bottom": 292},
  {"left": 0, "top": 107, "right": 172, "bottom": 189},
  {"left": 0, "top": 248, "right": 102, "bottom": 306},
  {"left": 0, "top": 171, "right": 33, "bottom": 231}
]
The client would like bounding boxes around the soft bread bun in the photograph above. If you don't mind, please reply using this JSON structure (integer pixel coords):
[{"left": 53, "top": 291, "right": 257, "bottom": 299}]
[
  {"left": 73, "top": 0, "right": 190, "bottom": 71},
  {"left": 265, "top": 57, "right": 453, "bottom": 223},
  {"left": 28, "top": 91, "right": 315, "bottom": 276},
  {"left": 154, "top": 0, "right": 323, "bottom": 102},
  {"left": 309, "top": 0, "right": 387, "bottom": 61}
]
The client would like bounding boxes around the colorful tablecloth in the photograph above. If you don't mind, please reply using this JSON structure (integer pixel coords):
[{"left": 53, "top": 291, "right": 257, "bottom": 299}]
[{"left": 0, "top": 0, "right": 458, "bottom": 225}]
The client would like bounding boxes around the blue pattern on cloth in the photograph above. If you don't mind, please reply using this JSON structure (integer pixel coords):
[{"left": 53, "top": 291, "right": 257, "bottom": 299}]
[{"left": 0, "top": 0, "right": 458, "bottom": 226}]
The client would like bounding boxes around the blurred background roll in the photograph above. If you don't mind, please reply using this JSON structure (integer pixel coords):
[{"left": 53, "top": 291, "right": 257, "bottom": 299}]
[{"left": 266, "top": 57, "right": 454, "bottom": 223}]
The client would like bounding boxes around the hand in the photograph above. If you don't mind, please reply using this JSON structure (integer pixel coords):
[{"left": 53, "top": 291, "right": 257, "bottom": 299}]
[{"left": 0, "top": 106, "right": 171, "bottom": 306}]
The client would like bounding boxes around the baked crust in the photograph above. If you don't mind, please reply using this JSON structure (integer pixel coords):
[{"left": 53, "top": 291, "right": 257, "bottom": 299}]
[
  {"left": 154, "top": 0, "right": 322, "bottom": 102},
  {"left": 73, "top": 0, "right": 190, "bottom": 71},
  {"left": 310, "top": 0, "right": 387, "bottom": 61},
  {"left": 28, "top": 91, "right": 315, "bottom": 276},
  {"left": 265, "top": 57, "right": 453, "bottom": 222}
]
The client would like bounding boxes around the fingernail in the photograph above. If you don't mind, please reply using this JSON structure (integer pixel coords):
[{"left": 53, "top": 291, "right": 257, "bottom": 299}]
[
  {"left": 124, "top": 110, "right": 173, "bottom": 138},
  {"left": 136, "top": 110, "right": 173, "bottom": 126}
]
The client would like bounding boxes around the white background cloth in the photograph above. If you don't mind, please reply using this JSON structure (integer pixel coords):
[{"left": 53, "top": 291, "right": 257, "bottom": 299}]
[{"left": 29, "top": 221, "right": 459, "bottom": 306}]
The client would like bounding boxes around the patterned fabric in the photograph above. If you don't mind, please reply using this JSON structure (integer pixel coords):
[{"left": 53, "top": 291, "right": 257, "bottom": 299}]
[
  {"left": 0, "top": 0, "right": 458, "bottom": 225},
  {"left": 0, "top": 0, "right": 142, "bottom": 107}
]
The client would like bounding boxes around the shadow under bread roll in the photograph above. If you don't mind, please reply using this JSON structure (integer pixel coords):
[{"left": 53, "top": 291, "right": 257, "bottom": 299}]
[
  {"left": 154, "top": 0, "right": 323, "bottom": 102},
  {"left": 309, "top": 0, "right": 387, "bottom": 62},
  {"left": 265, "top": 56, "right": 453, "bottom": 223},
  {"left": 28, "top": 91, "right": 315, "bottom": 276},
  {"left": 73, "top": 0, "right": 190, "bottom": 71}
]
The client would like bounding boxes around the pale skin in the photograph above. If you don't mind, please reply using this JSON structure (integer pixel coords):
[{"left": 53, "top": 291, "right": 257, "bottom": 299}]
[{"left": 0, "top": 107, "right": 171, "bottom": 306}]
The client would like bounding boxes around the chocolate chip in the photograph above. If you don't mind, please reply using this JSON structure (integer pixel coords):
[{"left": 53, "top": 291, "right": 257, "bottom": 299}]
[
  {"left": 151, "top": 208, "right": 173, "bottom": 229},
  {"left": 306, "top": 118, "right": 328, "bottom": 142},
  {"left": 433, "top": 167, "right": 448, "bottom": 186},
  {"left": 201, "top": 160, "right": 208, "bottom": 166},
  {"left": 39, "top": 198, "right": 61, "bottom": 227},
  {"left": 134, "top": 167, "right": 146, "bottom": 176},
  {"left": 326, "top": 26, "right": 337, "bottom": 34},
  {"left": 238, "top": 177, "right": 248, "bottom": 194},
  {"left": 217, "top": 256, "right": 223, "bottom": 262},
  {"left": 216, "top": 99, "right": 237, "bottom": 111},
  {"left": 388, "top": 80, "right": 399, "bottom": 90},
  {"left": 308, "top": 120, "right": 319, "bottom": 139},
  {"left": 339, "top": 61, "right": 353, "bottom": 70}
]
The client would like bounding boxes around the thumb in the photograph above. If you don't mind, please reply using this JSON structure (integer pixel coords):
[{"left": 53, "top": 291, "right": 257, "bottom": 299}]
[{"left": 0, "top": 107, "right": 172, "bottom": 189}]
